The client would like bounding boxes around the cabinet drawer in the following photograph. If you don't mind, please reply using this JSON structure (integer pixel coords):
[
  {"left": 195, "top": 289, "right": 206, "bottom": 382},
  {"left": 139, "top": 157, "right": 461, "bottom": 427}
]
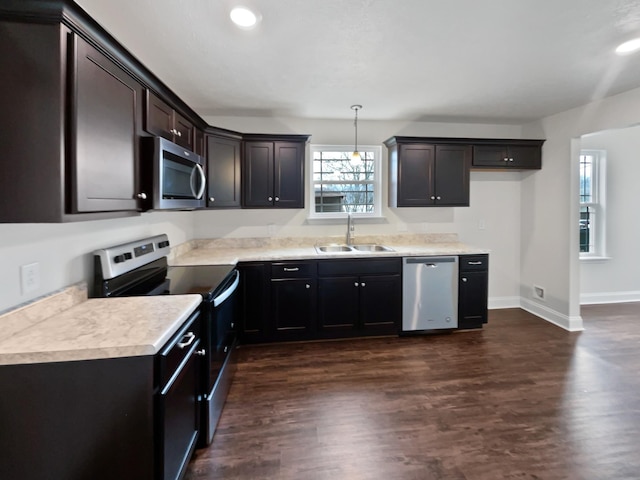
[
  {"left": 318, "top": 258, "right": 401, "bottom": 277},
  {"left": 271, "top": 261, "right": 315, "bottom": 278},
  {"left": 459, "top": 255, "right": 488, "bottom": 272},
  {"left": 156, "top": 309, "right": 201, "bottom": 388}
]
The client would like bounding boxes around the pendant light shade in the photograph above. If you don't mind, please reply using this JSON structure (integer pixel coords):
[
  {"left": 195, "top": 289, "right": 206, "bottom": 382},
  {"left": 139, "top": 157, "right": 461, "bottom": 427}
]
[{"left": 351, "top": 105, "right": 362, "bottom": 164}]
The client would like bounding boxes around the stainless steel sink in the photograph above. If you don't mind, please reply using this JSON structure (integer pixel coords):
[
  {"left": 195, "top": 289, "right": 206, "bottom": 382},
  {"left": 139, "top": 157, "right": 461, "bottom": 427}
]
[
  {"left": 315, "top": 245, "right": 353, "bottom": 253},
  {"left": 352, "top": 244, "right": 394, "bottom": 252}
]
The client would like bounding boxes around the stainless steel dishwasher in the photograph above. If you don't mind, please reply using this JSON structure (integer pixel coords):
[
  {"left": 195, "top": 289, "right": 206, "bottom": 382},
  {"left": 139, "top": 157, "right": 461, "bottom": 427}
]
[{"left": 402, "top": 256, "right": 459, "bottom": 331}]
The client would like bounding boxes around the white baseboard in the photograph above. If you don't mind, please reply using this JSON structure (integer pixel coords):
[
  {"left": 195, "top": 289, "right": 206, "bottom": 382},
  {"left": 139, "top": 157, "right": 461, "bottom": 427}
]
[
  {"left": 580, "top": 291, "right": 640, "bottom": 305},
  {"left": 489, "top": 296, "right": 585, "bottom": 332},
  {"left": 488, "top": 296, "right": 521, "bottom": 309},
  {"left": 520, "top": 298, "right": 584, "bottom": 332}
]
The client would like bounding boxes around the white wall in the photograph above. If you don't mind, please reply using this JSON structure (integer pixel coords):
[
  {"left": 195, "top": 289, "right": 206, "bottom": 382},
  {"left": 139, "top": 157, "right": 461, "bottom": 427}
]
[
  {"left": 521, "top": 86, "right": 640, "bottom": 330},
  {"left": 0, "top": 212, "right": 194, "bottom": 314},
  {"left": 579, "top": 126, "right": 640, "bottom": 303},
  {"left": 199, "top": 116, "right": 528, "bottom": 307}
]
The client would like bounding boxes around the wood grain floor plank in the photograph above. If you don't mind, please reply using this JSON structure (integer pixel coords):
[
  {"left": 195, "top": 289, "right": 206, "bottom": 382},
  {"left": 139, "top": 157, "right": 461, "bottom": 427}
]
[{"left": 185, "top": 306, "right": 640, "bottom": 479}]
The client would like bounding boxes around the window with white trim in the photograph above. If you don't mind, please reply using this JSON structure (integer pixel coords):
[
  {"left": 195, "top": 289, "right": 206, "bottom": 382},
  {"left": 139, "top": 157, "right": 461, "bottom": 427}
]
[
  {"left": 579, "top": 149, "right": 606, "bottom": 257},
  {"left": 309, "top": 145, "right": 382, "bottom": 218}
]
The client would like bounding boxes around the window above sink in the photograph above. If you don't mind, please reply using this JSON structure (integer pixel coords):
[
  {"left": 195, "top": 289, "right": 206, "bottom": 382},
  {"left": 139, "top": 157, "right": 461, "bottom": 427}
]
[{"left": 308, "top": 144, "right": 382, "bottom": 220}]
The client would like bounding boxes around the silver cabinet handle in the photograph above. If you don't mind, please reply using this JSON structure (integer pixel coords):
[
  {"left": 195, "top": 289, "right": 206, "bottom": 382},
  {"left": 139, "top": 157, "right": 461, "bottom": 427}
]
[
  {"left": 136, "top": 192, "right": 147, "bottom": 200},
  {"left": 306, "top": 284, "right": 310, "bottom": 289},
  {"left": 283, "top": 267, "right": 299, "bottom": 272},
  {"left": 462, "top": 277, "right": 468, "bottom": 282},
  {"left": 209, "top": 197, "right": 215, "bottom": 202},
  {"left": 177, "top": 331, "right": 196, "bottom": 349},
  {"left": 170, "top": 128, "right": 177, "bottom": 135},
  {"left": 275, "top": 196, "right": 280, "bottom": 202},
  {"left": 504, "top": 157, "right": 509, "bottom": 162},
  {"left": 430, "top": 196, "right": 436, "bottom": 200},
  {"left": 509, "top": 158, "right": 514, "bottom": 162},
  {"left": 436, "top": 196, "right": 441, "bottom": 200},
  {"left": 195, "top": 349, "right": 206, "bottom": 356},
  {"left": 361, "top": 282, "right": 366, "bottom": 287},
  {"left": 230, "top": 322, "right": 235, "bottom": 329},
  {"left": 224, "top": 346, "right": 228, "bottom": 353},
  {"left": 468, "top": 261, "right": 483, "bottom": 265},
  {"left": 354, "top": 282, "right": 359, "bottom": 287},
  {"left": 177, "top": 131, "right": 182, "bottom": 137},
  {"left": 268, "top": 196, "right": 273, "bottom": 201}
]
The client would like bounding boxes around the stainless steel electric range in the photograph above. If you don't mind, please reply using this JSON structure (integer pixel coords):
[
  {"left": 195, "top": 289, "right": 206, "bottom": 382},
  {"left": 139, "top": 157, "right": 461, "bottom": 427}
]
[{"left": 93, "top": 234, "right": 239, "bottom": 447}]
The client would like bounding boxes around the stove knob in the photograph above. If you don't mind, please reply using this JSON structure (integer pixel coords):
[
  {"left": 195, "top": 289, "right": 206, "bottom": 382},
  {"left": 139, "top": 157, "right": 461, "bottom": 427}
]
[{"left": 114, "top": 254, "right": 125, "bottom": 263}]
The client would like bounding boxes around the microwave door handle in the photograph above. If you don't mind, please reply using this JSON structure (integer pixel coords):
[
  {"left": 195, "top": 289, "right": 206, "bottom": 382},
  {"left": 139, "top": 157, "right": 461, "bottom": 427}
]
[{"left": 190, "top": 163, "right": 206, "bottom": 200}]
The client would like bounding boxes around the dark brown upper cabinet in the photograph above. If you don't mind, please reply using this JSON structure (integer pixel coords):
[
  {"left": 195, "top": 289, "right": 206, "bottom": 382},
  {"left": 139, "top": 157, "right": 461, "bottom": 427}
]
[
  {"left": 145, "top": 90, "right": 195, "bottom": 151},
  {"left": 206, "top": 132, "right": 242, "bottom": 208},
  {"left": 242, "top": 135, "right": 310, "bottom": 209},
  {"left": 72, "top": 34, "right": 145, "bottom": 214},
  {"left": 472, "top": 140, "right": 544, "bottom": 169},
  {"left": 385, "top": 137, "right": 471, "bottom": 207},
  {"left": 0, "top": 18, "right": 145, "bottom": 222}
]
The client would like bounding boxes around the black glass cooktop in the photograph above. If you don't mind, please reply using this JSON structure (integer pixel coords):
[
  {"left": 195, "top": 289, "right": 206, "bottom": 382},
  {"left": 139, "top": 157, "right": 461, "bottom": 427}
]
[{"left": 165, "top": 265, "right": 236, "bottom": 299}]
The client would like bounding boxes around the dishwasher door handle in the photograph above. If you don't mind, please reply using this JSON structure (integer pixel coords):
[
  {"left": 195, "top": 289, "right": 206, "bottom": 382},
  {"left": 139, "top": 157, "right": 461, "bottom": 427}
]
[{"left": 424, "top": 263, "right": 438, "bottom": 268}]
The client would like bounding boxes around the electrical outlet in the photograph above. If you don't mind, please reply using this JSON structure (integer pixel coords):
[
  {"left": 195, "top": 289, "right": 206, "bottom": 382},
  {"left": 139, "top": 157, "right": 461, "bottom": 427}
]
[
  {"left": 533, "top": 285, "right": 545, "bottom": 300},
  {"left": 21, "top": 262, "right": 40, "bottom": 295},
  {"left": 478, "top": 219, "right": 486, "bottom": 230}
]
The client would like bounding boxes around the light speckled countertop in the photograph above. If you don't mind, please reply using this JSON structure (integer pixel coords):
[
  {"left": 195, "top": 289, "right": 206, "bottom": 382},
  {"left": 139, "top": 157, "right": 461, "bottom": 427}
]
[
  {"left": 0, "top": 294, "right": 202, "bottom": 366},
  {"left": 170, "top": 234, "right": 488, "bottom": 266}
]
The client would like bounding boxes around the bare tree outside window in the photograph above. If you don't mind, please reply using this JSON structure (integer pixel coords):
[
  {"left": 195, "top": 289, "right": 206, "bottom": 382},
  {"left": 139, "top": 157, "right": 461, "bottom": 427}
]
[{"left": 313, "top": 149, "right": 377, "bottom": 214}]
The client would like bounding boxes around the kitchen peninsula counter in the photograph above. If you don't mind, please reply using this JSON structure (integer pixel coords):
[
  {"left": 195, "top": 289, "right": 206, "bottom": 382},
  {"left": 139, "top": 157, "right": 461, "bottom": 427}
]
[{"left": 0, "top": 294, "right": 202, "bottom": 366}]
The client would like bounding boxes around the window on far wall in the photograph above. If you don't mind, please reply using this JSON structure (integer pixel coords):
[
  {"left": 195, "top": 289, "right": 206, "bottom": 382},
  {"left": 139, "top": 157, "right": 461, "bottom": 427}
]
[
  {"left": 579, "top": 149, "right": 606, "bottom": 257},
  {"left": 309, "top": 145, "right": 382, "bottom": 218}
]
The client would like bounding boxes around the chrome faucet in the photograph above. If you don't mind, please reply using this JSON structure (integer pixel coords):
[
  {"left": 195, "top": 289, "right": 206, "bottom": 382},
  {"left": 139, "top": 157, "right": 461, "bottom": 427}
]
[{"left": 346, "top": 213, "right": 354, "bottom": 245}]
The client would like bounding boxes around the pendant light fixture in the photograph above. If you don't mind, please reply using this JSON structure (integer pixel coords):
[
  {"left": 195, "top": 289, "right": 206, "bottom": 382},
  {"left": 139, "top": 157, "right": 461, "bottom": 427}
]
[{"left": 350, "top": 104, "right": 363, "bottom": 164}]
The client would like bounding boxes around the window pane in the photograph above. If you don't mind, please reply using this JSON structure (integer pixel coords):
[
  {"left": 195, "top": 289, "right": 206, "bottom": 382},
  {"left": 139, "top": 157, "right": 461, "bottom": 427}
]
[
  {"left": 313, "top": 149, "right": 376, "bottom": 214},
  {"left": 580, "top": 154, "right": 593, "bottom": 203},
  {"left": 580, "top": 206, "right": 595, "bottom": 253}
]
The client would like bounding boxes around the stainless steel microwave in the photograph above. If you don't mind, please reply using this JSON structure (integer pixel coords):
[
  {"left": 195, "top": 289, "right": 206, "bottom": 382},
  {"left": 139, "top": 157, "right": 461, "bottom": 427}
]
[{"left": 144, "top": 137, "right": 206, "bottom": 210}]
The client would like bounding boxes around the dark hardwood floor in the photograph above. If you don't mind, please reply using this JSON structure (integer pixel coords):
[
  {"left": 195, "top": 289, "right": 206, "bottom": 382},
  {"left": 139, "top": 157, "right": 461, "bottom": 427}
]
[{"left": 185, "top": 306, "right": 640, "bottom": 479}]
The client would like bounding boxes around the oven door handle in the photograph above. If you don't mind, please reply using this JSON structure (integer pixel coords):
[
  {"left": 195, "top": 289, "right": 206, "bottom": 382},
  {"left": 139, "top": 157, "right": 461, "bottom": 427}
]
[{"left": 213, "top": 270, "right": 240, "bottom": 307}]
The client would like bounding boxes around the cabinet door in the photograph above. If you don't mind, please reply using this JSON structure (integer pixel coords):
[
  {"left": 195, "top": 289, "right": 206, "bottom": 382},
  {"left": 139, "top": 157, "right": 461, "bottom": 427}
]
[
  {"left": 207, "top": 135, "right": 241, "bottom": 208},
  {"left": 194, "top": 128, "right": 205, "bottom": 156},
  {"left": 508, "top": 145, "right": 541, "bottom": 169},
  {"left": 271, "top": 278, "right": 316, "bottom": 340},
  {"left": 458, "top": 271, "right": 488, "bottom": 328},
  {"left": 359, "top": 274, "right": 401, "bottom": 335},
  {"left": 317, "top": 277, "right": 359, "bottom": 337},
  {"left": 145, "top": 90, "right": 174, "bottom": 140},
  {"left": 472, "top": 144, "right": 541, "bottom": 169},
  {"left": 173, "top": 111, "right": 194, "bottom": 150},
  {"left": 243, "top": 141, "right": 274, "bottom": 207},
  {"left": 274, "top": 141, "right": 304, "bottom": 208},
  {"left": 72, "top": 35, "right": 142, "bottom": 213},
  {"left": 397, "top": 144, "right": 434, "bottom": 206},
  {"left": 434, "top": 144, "right": 471, "bottom": 206},
  {"left": 238, "top": 263, "right": 269, "bottom": 343}
]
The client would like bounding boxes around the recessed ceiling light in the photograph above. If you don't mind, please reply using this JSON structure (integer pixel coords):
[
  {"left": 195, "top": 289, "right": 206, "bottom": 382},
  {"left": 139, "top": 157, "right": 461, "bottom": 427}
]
[
  {"left": 615, "top": 37, "right": 640, "bottom": 55},
  {"left": 230, "top": 7, "right": 259, "bottom": 28}
]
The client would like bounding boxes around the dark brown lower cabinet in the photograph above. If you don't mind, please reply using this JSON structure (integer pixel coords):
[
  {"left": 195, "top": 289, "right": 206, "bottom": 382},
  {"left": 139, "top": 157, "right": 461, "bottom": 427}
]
[
  {"left": 0, "top": 311, "right": 201, "bottom": 480},
  {"left": 237, "top": 262, "right": 269, "bottom": 344},
  {"left": 0, "top": 356, "right": 155, "bottom": 480},
  {"left": 271, "top": 277, "right": 316, "bottom": 340},
  {"left": 317, "top": 258, "right": 402, "bottom": 338},
  {"left": 458, "top": 254, "right": 489, "bottom": 328}
]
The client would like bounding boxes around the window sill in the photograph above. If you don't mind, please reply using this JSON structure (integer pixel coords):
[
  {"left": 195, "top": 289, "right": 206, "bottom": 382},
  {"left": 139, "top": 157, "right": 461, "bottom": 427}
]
[{"left": 580, "top": 255, "right": 611, "bottom": 262}]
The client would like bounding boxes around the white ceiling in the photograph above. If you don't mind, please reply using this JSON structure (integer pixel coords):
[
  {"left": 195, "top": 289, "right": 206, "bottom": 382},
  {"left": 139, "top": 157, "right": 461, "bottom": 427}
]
[{"left": 75, "top": 0, "right": 640, "bottom": 123}]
